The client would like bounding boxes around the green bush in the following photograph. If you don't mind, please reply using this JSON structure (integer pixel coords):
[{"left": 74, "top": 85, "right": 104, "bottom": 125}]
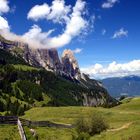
[
  {"left": 75, "top": 112, "right": 108, "bottom": 136},
  {"left": 75, "top": 117, "right": 89, "bottom": 134},
  {"left": 89, "top": 112, "right": 109, "bottom": 135}
]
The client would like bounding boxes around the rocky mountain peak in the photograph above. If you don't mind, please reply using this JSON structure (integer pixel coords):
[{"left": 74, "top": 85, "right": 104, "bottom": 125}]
[
  {"left": 62, "top": 49, "right": 74, "bottom": 59},
  {"left": 62, "top": 49, "right": 81, "bottom": 80}
]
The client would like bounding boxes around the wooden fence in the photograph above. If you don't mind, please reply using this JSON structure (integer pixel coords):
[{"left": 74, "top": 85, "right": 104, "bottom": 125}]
[
  {"left": 0, "top": 116, "right": 18, "bottom": 124},
  {"left": 20, "top": 118, "right": 73, "bottom": 128},
  {"left": 0, "top": 116, "right": 73, "bottom": 140}
]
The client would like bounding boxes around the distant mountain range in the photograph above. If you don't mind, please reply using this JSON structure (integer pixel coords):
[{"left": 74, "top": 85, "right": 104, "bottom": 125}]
[{"left": 102, "top": 75, "right": 140, "bottom": 98}]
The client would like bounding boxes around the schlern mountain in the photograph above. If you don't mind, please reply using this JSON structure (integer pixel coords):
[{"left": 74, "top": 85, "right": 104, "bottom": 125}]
[{"left": 0, "top": 34, "right": 117, "bottom": 115}]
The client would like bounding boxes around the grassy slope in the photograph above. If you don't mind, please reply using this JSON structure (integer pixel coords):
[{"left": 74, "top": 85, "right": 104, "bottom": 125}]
[
  {"left": 0, "top": 125, "right": 21, "bottom": 140},
  {"left": 12, "top": 64, "right": 39, "bottom": 71},
  {"left": 22, "top": 97, "right": 140, "bottom": 140},
  {"left": 24, "top": 126, "right": 77, "bottom": 140}
]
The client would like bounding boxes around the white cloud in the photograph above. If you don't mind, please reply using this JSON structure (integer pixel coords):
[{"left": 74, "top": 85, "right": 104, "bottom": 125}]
[
  {"left": 0, "top": 16, "right": 10, "bottom": 30},
  {"left": 0, "top": 0, "right": 10, "bottom": 30},
  {"left": 72, "top": 48, "right": 83, "bottom": 54},
  {"left": 102, "top": 0, "right": 119, "bottom": 9},
  {"left": 24, "top": 0, "right": 90, "bottom": 49},
  {"left": 28, "top": 0, "right": 71, "bottom": 24},
  {"left": 0, "top": 0, "right": 10, "bottom": 15},
  {"left": 102, "top": 29, "right": 106, "bottom": 35},
  {"left": 27, "top": 3, "right": 50, "bottom": 21},
  {"left": 112, "top": 28, "right": 128, "bottom": 39},
  {"left": 81, "top": 60, "right": 140, "bottom": 79},
  {"left": 47, "top": 0, "right": 71, "bottom": 24}
]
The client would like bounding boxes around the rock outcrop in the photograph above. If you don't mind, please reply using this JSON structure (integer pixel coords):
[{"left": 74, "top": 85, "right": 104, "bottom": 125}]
[
  {"left": 9, "top": 42, "right": 62, "bottom": 72},
  {"left": 62, "top": 49, "right": 81, "bottom": 80}
]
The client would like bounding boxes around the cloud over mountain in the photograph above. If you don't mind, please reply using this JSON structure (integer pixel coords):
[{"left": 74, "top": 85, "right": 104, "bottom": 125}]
[
  {"left": 0, "top": 0, "right": 93, "bottom": 49},
  {"left": 0, "top": 16, "right": 9, "bottom": 30}
]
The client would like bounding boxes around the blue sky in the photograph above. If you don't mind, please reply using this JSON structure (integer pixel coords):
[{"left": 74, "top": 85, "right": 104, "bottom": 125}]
[{"left": 0, "top": 0, "right": 140, "bottom": 79}]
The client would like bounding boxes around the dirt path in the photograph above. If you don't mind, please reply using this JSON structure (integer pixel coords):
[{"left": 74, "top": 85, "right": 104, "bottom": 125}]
[
  {"left": 108, "top": 122, "right": 133, "bottom": 132},
  {"left": 119, "top": 111, "right": 140, "bottom": 115}
]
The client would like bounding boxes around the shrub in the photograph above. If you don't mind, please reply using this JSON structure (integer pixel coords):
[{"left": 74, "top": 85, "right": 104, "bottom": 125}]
[
  {"left": 89, "top": 113, "right": 109, "bottom": 135},
  {"left": 75, "top": 112, "right": 108, "bottom": 136},
  {"left": 75, "top": 117, "right": 89, "bottom": 134},
  {"left": 72, "top": 132, "right": 90, "bottom": 140}
]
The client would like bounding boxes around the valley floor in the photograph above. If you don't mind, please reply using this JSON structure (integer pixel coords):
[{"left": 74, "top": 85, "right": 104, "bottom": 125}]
[
  {"left": 0, "top": 97, "right": 140, "bottom": 140},
  {"left": 21, "top": 97, "right": 140, "bottom": 140}
]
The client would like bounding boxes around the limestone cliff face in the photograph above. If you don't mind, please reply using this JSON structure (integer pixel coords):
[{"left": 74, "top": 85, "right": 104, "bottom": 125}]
[
  {"left": 8, "top": 43, "right": 81, "bottom": 79},
  {"left": 62, "top": 49, "right": 81, "bottom": 80},
  {"left": 48, "top": 49, "right": 62, "bottom": 72},
  {"left": 9, "top": 42, "right": 62, "bottom": 72}
]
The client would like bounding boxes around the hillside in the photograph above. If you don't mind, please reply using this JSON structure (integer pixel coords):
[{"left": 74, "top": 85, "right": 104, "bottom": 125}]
[
  {"left": 0, "top": 61, "right": 116, "bottom": 116},
  {"left": 22, "top": 97, "right": 140, "bottom": 140},
  {"left": 102, "top": 76, "right": 140, "bottom": 97}
]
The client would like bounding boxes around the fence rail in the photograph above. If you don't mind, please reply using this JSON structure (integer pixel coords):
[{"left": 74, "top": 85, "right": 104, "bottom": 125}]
[
  {"left": 0, "top": 116, "right": 18, "bottom": 124},
  {"left": 20, "top": 118, "right": 73, "bottom": 128}
]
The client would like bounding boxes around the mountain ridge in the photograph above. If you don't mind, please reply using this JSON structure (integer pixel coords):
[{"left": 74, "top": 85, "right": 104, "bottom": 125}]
[
  {"left": 0, "top": 34, "right": 118, "bottom": 115},
  {"left": 102, "top": 75, "right": 140, "bottom": 97}
]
